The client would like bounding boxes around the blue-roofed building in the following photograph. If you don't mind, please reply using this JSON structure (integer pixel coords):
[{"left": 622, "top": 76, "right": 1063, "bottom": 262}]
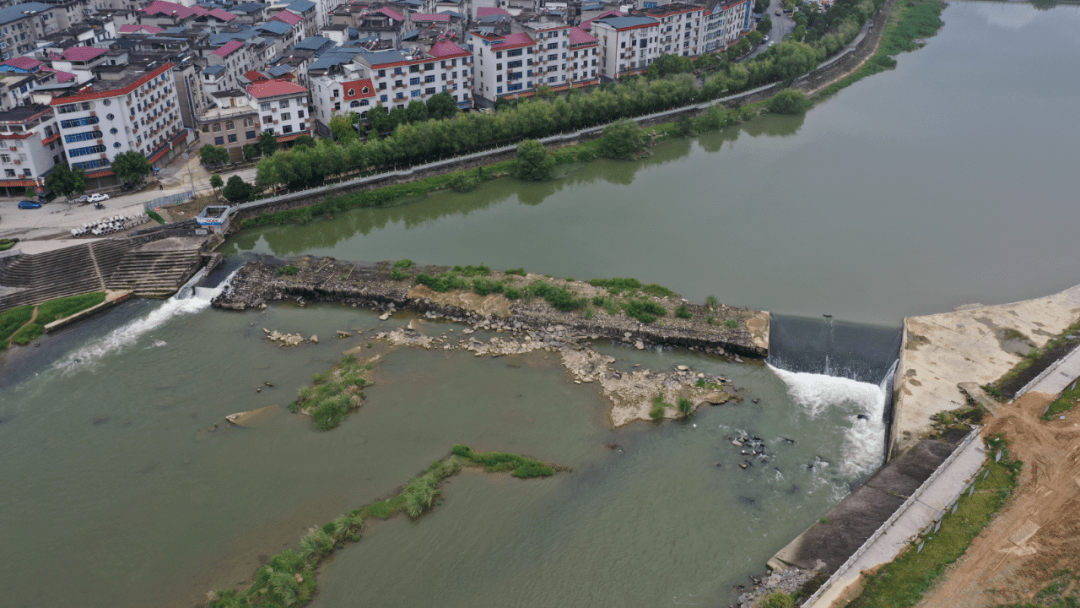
[{"left": 257, "top": 20, "right": 294, "bottom": 36}]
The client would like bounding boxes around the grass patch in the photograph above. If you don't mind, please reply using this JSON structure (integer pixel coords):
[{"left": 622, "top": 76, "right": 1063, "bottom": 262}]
[
  {"left": 276, "top": 265, "right": 299, "bottom": 276},
  {"left": 452, "top": 444, "right": 557, "bottom": 478},
  {"left": 8, "top": 292, "right": 106, "bottom": 347},
  {"left": 623, "top": 299, "right": 667, "bottom": 324},
  {"left": 529, "top": 280, "right": 586, "bottom": 312},
  {"left": 0, "top": 237, "right": 18, "bottom": 251},
  {"left": 211, "top": 446, "right": 560, "bottom": 608},
  {"left": 846, "top": 436, "right": 1021, "bottom": 608},
  {"left": 147, "top": 210, "right": 166, "bottom": 224},
  {"left": 1044, "top": 379, "right": 1080, "bottom": 420},
  {"left": 649, "top": 394, "right": 670, "bottom": 421},
  {"left": 675, "top": 303, "right": 693, "bottom": 319},
  {"left": 0, "top": 304, "right": 33, "bottom": 349},
  {"left": 985, "top": 318, "right": 1080, "bottom": 401},
  {"left": 819, "top": 0, "right": 945, "bottom": 98},
  {"left": 504, "top": 267, "right": 526, "bottom": 276},
  {"left": 291, "top": 353, "right": 373, "bottom": 430}
]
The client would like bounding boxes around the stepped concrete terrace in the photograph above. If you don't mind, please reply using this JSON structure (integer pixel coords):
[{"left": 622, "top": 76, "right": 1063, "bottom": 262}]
[
  {"left": 106, "top": 236, "right": 207, "bottom": 298},
  {"left": 0, "top": 239, "right": 134, "bottom": 312}
]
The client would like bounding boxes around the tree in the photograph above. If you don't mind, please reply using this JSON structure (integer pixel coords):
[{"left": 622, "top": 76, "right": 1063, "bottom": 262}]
[
  {"left": 598, "top": 119, "right": 648, "bottom": 160},
  {"left": 222, "top": 175, "right": 255, "bottom": 204},
  {"left": 767, "top": 89, "right": 813, "bottom": 114},
  {"left": 646, "top": 54, "right": 694, "bottom": 80},
  {"left": 329, "top": 114, "right": 358, "bottom": 143},
  {"left": 293, "top": 134, "right": 315, "bottom": 149},
  {"left": 112, "top": 150, "right": 152, "bottom": 185},
  {"left": 759, "top": 15, "right": 772, "bottom": 36},
  {"left": 243, "top": 143, "right": 260, "bottom": 160},
  {"left": 366, "top": 103, "right": 391, "bottom": 136},
  {"left": 258, "top": 131, "right": 278, "bottom": 157},
  {"left": 747, "top": 30, "right": 764, "bottom": 45},
  {"left": 24, "top": 186, "right": 36, "bottom": 200},
  {"left": 512, "top": 140, "right": 555, "bottom": 181},
  {"left": 200, "top": 144, "right": 229, "bottom": 166},
  {"left": 405, "top": 100, "right": 428, "bottom": 124},
  {"left": 45, "top": 163, "right": 86, "bottom": 198},
  {"left": 425, "top": 91, "right": 459, "bottom": 121},
  {"left": 209, "top": 173, "right": 224, "bottom": 194},
  {"left": 754, "top": 0, "right": 768, "bottom": 13}
]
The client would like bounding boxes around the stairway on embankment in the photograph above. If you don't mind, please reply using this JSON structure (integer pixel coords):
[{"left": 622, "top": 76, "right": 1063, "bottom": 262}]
[
  {"left": 106, "top": 237, "right": 206, "bottom": 298},
  {"left": 0, "top": 240, "right": 134, "bottom": 312}
]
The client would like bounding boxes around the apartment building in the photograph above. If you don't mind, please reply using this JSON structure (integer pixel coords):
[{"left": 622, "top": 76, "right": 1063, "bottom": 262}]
[
  {"left": 640, "top": 3, "right": 706, "bottom": 58},
  {"left": 0, "top": 3, "right": 63, "bottom": 60},
  {"left": 703, "top": 0, "right": 750, "bottom": 53},
  {"left": 580, "top": 15, "right": 661, "bottom": 81},
  {"left": 0, "top": 104, "right": 61, "bottom": 196},
  {"left": 196, "top": 89, "right": 260, "bottom": 161},
  {"left": 247, "top": 79, "right": 309, "bottom": 142},
  {"left": 50, "top": 61, "right": 188, "bottom": 182},
  {"left": 356, "top": 44, "right": 472, "bottom": 110}
]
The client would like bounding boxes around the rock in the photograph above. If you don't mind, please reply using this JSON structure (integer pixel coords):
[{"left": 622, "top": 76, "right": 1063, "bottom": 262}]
[
  {"left": 635, "top": 340, "right": 645, "bottom": 350},
  {"left": 262, "top": 328, "right": 270, "bottom": 334},
  {"left": 624, "top": 332, "right": 632, "bottom": 339},
  {"left": 336, "top": 330, "right": 352, "bottom": 339},
  {"left": 733, "top": 440, "right": 743, "bottom": 447},
  {"left": 677, "top": 365, "right": 689, "bottom": 371},
  {"left": 225, "top": 405, "right": 278, "bottom": 427},
  {"left": 309, "top": 335, "right": 319, "bottom": 344},
  {"left": 264, "top": 382, "right": 274, "bottom": 387},
  {"left": 379, "top": 312, "right": 391, "bottom": 320},
  {"left": 256, "top": 387, "right": 261, "bottom": 393},
  {"left": 462, "top": 328, "right": 474, "bottom": 335},
  {"left": 739, "top": 462, "right": 748, "bottom": 469}
]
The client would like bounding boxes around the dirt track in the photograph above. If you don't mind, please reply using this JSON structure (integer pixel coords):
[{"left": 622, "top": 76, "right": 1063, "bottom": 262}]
[{"left": 915, "top": 392, "right": 1080, "bottom": 607}]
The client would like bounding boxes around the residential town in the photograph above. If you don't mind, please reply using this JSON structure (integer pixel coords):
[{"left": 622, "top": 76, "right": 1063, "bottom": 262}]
[{"left": 0, "top": 0, "right": 753, "bottom": 196}]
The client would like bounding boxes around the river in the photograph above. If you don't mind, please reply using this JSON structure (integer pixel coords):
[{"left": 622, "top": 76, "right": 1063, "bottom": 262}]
[{"left": 1, "top": 3, "right": 1078, "bottom": 607}]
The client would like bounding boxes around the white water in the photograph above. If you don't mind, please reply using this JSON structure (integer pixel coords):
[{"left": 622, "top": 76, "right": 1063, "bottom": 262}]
[
  {"left": 54, "top": 269, "right": 237, "bottom": 374},
  {"left": 768, "top": 363, "right": 890, "bottom": 477}
]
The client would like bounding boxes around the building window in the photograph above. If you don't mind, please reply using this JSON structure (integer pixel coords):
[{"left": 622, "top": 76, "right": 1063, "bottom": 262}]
[
  {"left": 280, "top": 99, "right": 290, "bottom": 108},
  {"left": 297, "top": 110, "right": 304, "bottom": 118},
  {"left": 260, "top": 103, "right": 270, "bottom": 111},
  {"left": 246, "top": 131, "right": 256, "bottom": 139},
  {"left": 410, "top": 77, "right": 420, "bottom": 86},
  {"left": 225, "top": 121, "right": 234, "bottom": 130},
  {"left": 282, "top": 124, "right": 292, "bottom": 134},
  {"left": 214, "top": 136, "right": 224, "bottom": 145},
  {"left": 244, "top": 118, "right": 254, "bottom": 127},
  {"left": 4, "top": 169, "right": 13, "bottom": 177},
  {"left": 228, "top": 134, "right": 237, "bottom": 143},
  {"left": 425, "top": 87, "right": 435, "bottom": 95},
  {"left": 280, "top": 112, "right": 290, "bottom": 121},
  {"left": 263, "top": 115, "right": 272, "bottom": 123},
  {"left": 212, "top": 123, "right": 222, "bottom": 132}
]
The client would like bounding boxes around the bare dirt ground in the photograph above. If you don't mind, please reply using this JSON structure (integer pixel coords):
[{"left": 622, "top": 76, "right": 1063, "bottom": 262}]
[{"left": 916, "top": 391, "right": 1080, "bottom": 607}]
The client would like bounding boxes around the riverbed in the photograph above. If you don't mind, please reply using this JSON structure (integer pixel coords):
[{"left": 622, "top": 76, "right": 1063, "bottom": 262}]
[{"left": 2, "top": 3, "right": 1078, "bottom": 607}]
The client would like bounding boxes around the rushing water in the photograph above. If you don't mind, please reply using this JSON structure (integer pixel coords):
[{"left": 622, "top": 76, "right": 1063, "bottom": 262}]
[{"left": 2, "top": 3, "right": 1079, "bottom": 607}]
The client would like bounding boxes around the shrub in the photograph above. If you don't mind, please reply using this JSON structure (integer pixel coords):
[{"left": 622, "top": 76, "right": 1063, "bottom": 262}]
[
  {"left": 726, "top": 319, "right": 738, "bottom": 328},
  {"left": 147, "top": 210, "right": 166, "bottom": 224},
  {"left": 449, "top": 171, "right": 480, "bottom": 192},
  {"left": 277, "top": 265, "right": 299, "bottom": 276},
  {"left": 599, "top": 119, "right": 649, "bottom": 160},
  {"left": 649, "top": 395, "right": 668, "bottom": 421},
  {"left": 503, "top": 286, "right": 523, "bottom": 300},
  {"left": 624, "top": 299, "right": 667, "bottom": 324},
  {"left": 677, "top": 397, "right": 693, "bottom": 417},
  {"left": 675, "top": 304, "right": 692, "bottom": 319},
  {"left": 452, "top": 444, "right": 474, "bottom": 457},
  {"left": 641, "top": 283, "right": 675, "bottom": 297},
  {"left": 767, "top": 90, "right": 813, "bottom": 115},
  {"left": 453, "top": 264, "right": 492, "bottom": 277},
  {"left": 393, "top": 259, "right": 414, "bottom": 269},
  {"left": 504, "top": 267, "right": 526, "bottom": 276},
  {"left": 589, "top": 277, "right": 642, "bottom": 293},
  {"left": 512, "top": 462, "right": 555, "bottom": 478},
  {"left": 472, "top": 277, "right": 504, "bottom": 296},
  {"left": 513, "top": 139, "right": 556, "bottom": 181},
  {"left": 529, "top": 280, "right": 585, "bottom": 311},
  {"left": 761, "top": 592, "right": 795, "bottom": 608},
  {"left": 705, "top": 295, "right": 719, "bottom": 308},
  {"left": 390, "top": 268, "right": 406, "bottom": 281}
]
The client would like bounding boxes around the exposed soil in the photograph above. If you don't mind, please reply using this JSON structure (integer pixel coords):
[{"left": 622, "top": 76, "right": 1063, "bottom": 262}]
[{"left": 915, "top": 390, "right": 1080, "bottom": 607}]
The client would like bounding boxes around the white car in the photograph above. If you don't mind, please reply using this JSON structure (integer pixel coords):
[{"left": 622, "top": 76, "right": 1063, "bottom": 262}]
[{"left": 87, "top": 193, "right": 110, "bottom": 203}]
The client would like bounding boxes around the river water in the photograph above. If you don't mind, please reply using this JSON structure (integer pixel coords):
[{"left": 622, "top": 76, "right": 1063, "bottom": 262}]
[{"left": 2, "top": 3, "right": 1078, "bottom": 607}]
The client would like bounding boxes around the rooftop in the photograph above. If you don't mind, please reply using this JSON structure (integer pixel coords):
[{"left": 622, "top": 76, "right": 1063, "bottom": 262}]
[
  {"left": 477, "top": 7, "right": 511, "bottom": 17},
  {"left": 594, "top": 15, "right": 658, "bottom": 30},
  {"left": 270, "top": 10, "right": 302, "bottom": 26},
  {"left": 61, "top": 46, "right": 108, "bottom": 62},
  {"left": 491, "top": 32, "right": 532, "bottom": 51},
  {"left": 0, "top": 104, "right": 52, "bottom": 124},
  {"left": 210, "top": 39, "right": 244, "bottom": 57},
  {"left": 0, "top": 3, "right": 53, "bottom": 27},
  {"left": 246, "top": 80, "right": 307, "bottom": 98},
  {"left": 119, "top": 24, "right": 166, "bottom": 34},
  {"left": 429, "top": 40, "right": 469, "bottom": 58}
]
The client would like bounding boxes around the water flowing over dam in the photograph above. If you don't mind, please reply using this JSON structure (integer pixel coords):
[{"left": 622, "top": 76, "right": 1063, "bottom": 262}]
[{"left": 767, "top": 315, "right": 903, "bottom": 475}]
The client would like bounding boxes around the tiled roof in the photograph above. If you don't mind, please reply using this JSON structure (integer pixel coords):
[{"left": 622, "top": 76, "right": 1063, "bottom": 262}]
[
  {"left": 375, "top": 7, "right": 404, "bottom": 21},
  {"left": 143, "top": 0, "right": 198, "bottom": 19},
  {"left": 211, "top": 40, "right": 244, "bottom": 57},
  {"left": 208, "top": 8, "right": 236, "bottom": 21},
  {"left": 287, "top": 0, "right": 316, "bottom": 12},
  {"left": 477, "top": 7, "right": 511, "bottom": 16},
  {"left": 208, "top": 28, "right": 257, "bottom": 45},
  {"left": 293, "top": 35, "right": 332, "bottom": 51},
  {"left": 61, "top": 46, "right": 107, "bottom": 62},
  {"left": 594, "top": 15, "right": 657, "bottom": 30},
  {"left": 0, "top": 3, "right": 52, "bottom": 27},
  {"left": 202, "top": 64, "right": 226, "bottom": 75},
  {"left": 567, "top": 26, "right": 597, "bottom": 45},
  {"left": 257, "top": 20, "right": 292, "bottom": 35},
  {"left": 411, "top": 13, "right": 449, "bottom": 21},
  {"left": 271, "top": 10, "right": 302, "bottom": 25},
  {"left": 119, "top": 24, "right": 166, "bottom": 33},
  {"left": 491, "top": 32, "right": 532, "bottom": 51},
  {"left": 246, "top": 80, "right": 307, "bottom": 98},
  {"left": 341, "top": 78, "right": 375, "bottom": 100},
  {"left": 1, "top": 57, "right": 43, "bottom": 70},
  {"left": 430, "top": 40, "right": 469, "bottom": 58},
  {"left": 580, "top": 9, "right": 623, "bottom": 30},
  {"left": 243, "top": 69, "right": 267, "bottom": 82},
  {"left": 230, "top": 2, "right": 264, "bottom": 14}
]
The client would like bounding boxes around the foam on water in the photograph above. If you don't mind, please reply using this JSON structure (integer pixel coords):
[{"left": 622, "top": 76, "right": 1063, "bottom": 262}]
[
  {"left": 768, "top": 364, "right": 888, "bottom": 477},
  {"left": 54, "top": 269, "right": 237, "bottom": 374}
]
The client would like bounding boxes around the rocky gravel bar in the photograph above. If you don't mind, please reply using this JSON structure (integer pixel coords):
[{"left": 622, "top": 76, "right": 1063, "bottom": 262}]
[{"left": 213, "top": 256, "right": 769, "bottom": 359}]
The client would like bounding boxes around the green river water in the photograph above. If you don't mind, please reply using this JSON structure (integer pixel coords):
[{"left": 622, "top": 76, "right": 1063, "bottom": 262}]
[{"left": 2, "top": 3, "right": 1079, "bottom": 607}]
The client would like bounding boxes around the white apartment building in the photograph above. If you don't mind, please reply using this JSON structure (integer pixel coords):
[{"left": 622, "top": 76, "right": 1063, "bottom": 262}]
[
  {"left": 50, "top": 62, "right": 187, "bottom": 181},
  {"left": 469, "top": 25, "right": 597, "bottom": 106},
  {"left": 647, "top": 4, "right": 706, "bottom": 58},
  {"left": 0, "top": 104, "right": 61, "bottom": 197},
  {"left": 704, "top": 0, "right": 751, "bottom": 52},
  {"left": 591, "top": 15, "right": 661, "bottom": 80},
  {"left": 247, "top": 80, "right": 310, "bottom": 142},
  {"left": 355, "top": 44, "right": 473, "bottom": 111}
]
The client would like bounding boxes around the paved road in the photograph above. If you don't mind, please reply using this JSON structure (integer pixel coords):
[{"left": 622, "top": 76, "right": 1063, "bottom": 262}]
[{"left": 746, "top": 0, "right": 796, "bottom": 60}]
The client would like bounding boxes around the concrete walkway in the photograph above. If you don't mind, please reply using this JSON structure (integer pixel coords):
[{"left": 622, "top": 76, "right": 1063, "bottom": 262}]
[
  {"left": 806, "top": 432, "right": 986, "bottom": 608},
  {"left": 1022, "top": 344, "right": 1080, "bottom": 397}
]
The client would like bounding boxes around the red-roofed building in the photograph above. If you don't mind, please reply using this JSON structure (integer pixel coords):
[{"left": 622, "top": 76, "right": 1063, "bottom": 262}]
[
  {"left": 246, "top": 81, "right": 309, "bottom": 142},
  {"left": 0, "top": 57, "right": 44, "bottom": 72},
  {"left": 476, "top": 7, "right": 511, "bottom": 17},
  {"left": 429, "top": 40, "right": 470, "bottom": 60},
  {"left": 341, "top": 79, "right": 375, "bottom": 101},
  {"left": 411, "top": 13, "right": 450, "bottom": 23},
  {"left": 61, "top": 46, "right": 108, "bottom": 62},
  {"left": 270, "top": 10, "right": 303, "bottom": 26},
  {"left": 208, "top": 9, "right": 237, "bottom": 22},
  {"left": 50, "top": 63, "right": 188, "bottom": 182},
  {"left": 211, "top": 40, "right": 244, "bottom": 58},
  {"left": 0, "top": 104, "right": 62, "bottom": 197},
  {"left": 204, "top": 40, "right": 254, "bottom": 98},
  {"left": 142, "top": 0, "right": 199, "bottom": 22},
  {"left": 375, "top": 7, "right": 405, "bottom": 21}
]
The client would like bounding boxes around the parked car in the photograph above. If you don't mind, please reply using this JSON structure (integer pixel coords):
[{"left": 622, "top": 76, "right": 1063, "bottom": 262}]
[
  {"left": 18, "top": 200, "right": 42, "bottom": 209},
  {"left": 72, "top": 194, "right": 90, "bottom": 204},
  {"left": 775, "top": 8, "right": 782, "bottom": 15},
  {"left": 762, "top": 35, "right": 769, "bottom": 44},
  {"left": 87, "top": 193, "right": 110, "bottom": 203}
]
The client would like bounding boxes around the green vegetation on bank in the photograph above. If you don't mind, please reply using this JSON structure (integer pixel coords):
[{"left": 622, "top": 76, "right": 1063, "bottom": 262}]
[
  {"left": 291, "top": 353, "right": 374, "bottom": 430},
  {"left": 846, "top": 435, "right": 1021, "bottom": 608},
  {"left": 0, "top": 304, "right": 33, "bottom": 350},
  {"left": 983, "top": 318, "right": 1080, "bottom": 401},
  {"left": 7, "top": 292, "right": 106, "bottom": 347},
  {"left": 998, "top": 569, "right": 1080, "bottom": 607},
  {"left": 0, "top": 237, "right": 18, "bottom": 251},
  {"left": 210, "top": 446, "right": 558, "bottom": 608},
  {"left": 1043, "top": 380, "right": 1080, "bottom": 420},
  {"left": 819, "top": 0, "right": 945, "bottom": 97}
]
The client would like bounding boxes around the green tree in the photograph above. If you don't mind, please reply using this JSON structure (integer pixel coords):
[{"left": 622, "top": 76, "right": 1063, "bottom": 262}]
[
  {"left": 329, "top": 114, "right": 358, "bottom": 143},
  {"left": 754, "top": 0, "right": 767, "bottom": 13},
  {"left": 45, "top": 163, "right": 86, "bottom": 198},
  {"left": 767, "top": 89, "right": 813, "bottom": 114},
  {"left": 199, "top": 144, "right": 229, "bottom": 166},
  {"left": 209, "top": 173, "right": 223, "bottom": 194},
  {"left": 646, "top": 54, "right": 694, "bottom": 80},
  {"left": 512, "top": 140, "right": 555, "bottom": 181},
  {"left": 366, "top": 103, "right": 391, "bottom": 136},
  {"left": 759, "top": 15, "right": 772, "bottom": 35},
  {"left": 747, "top": 30, "right": 764, "bottom": 45},
  {"left": 258, "top": 131, "right": 278, "bottom": 157},
  {"left": 243, "top": 143, "right": 260, "bottom": 160},
  {"left": 222, "top": 175, "right": 255, "bottom": 204},
  {"left": 405, "top": 100, "right": 428, "bottom": 124},
  {"left": 111, "top": 150, "right": 152, "bottom": 185},
  {"left": 598, "top": 119, "right": 648, "bottom": 160},
  {"left": 388, "top": 107, "right": 408, "bottom": 130},
  {"left": 293, "top": 134, "right": 315, "bottom": 148},
  {"left": 425, "top": 91, "right": 459, "bottom": 120},
  {"left": 24, "top": 186, "right": 36, "bottom": 200}
]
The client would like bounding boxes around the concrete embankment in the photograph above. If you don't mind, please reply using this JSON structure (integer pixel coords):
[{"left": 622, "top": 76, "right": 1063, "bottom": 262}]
[
  {"left": 212, "top": 257, "right": 769, "bottom": 359},
  {"left": 890, "top": 284, "right": 1080, "bottom": 459}
]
